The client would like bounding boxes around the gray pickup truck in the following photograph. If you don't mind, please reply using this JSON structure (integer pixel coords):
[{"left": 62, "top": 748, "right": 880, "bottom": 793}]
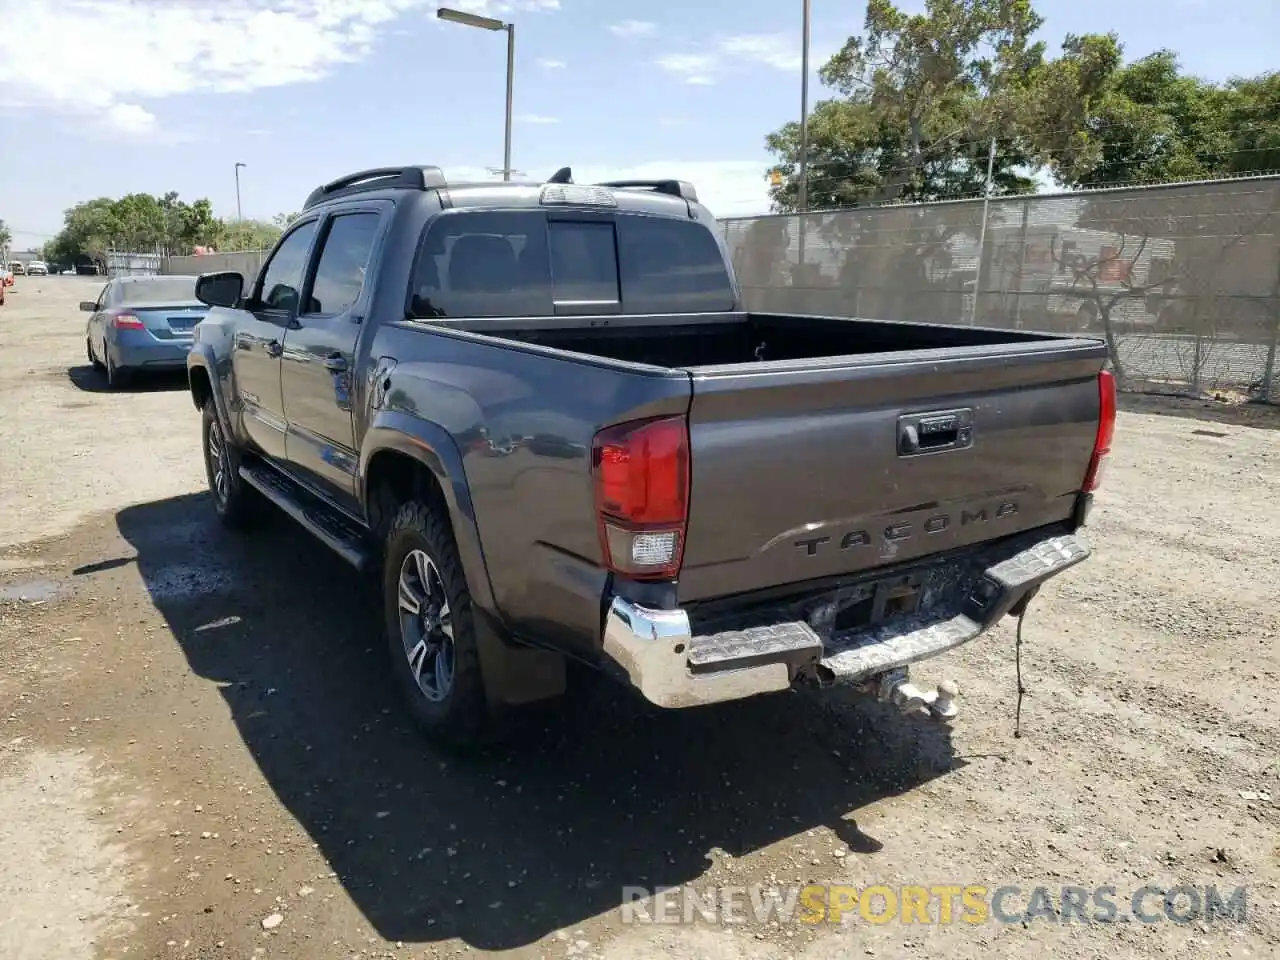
[{"left": 186, "top": 165, "right": 1115, "bottom": 744}]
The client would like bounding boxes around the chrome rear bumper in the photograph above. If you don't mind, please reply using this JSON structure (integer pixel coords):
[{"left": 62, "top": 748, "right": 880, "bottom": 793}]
[
  {"left": 602, "top": 598, "right": 798, "bottom": 708},
  {"left": 601, "top": 530, "right": 1091, "bottom": 710}
]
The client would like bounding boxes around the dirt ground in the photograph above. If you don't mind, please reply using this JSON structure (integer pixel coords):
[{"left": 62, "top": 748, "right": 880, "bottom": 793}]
[{"left": 1, "top": 279, "right": 1277, "bottom": 960}]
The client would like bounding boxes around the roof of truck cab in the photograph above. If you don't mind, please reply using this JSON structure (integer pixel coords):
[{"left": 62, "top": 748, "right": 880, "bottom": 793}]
[{"left": 312, "top": 181, "right": 703, "bottom": 220}]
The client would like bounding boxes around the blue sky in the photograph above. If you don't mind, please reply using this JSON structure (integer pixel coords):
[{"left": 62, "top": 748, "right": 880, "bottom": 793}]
[{"left": 0, "top": 0, "right": 1275, "bottom": 250}]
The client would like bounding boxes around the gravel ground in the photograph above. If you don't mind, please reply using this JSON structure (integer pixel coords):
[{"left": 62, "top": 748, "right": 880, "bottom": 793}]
[{"left": 1, "top": 280, "right": 1278, "bottom": 960}]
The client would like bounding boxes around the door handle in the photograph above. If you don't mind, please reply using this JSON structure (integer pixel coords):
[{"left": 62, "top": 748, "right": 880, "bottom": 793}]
[
  {"left": 322, "top": 354, "right": 348, "bottom": 372},
  {"left": 265, "top": 339, "right": 283, "bottom": 358}
]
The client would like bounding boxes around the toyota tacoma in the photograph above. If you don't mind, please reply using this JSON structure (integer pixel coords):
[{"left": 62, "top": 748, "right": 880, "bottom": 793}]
[{"left": 186, "top": 165, "right": 1115, "bottom": 743}]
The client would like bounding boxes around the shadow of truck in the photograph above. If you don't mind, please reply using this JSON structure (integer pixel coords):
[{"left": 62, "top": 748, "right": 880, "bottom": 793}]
[{"left": 114, "top": 492, "right": 958, "bottom": 950}]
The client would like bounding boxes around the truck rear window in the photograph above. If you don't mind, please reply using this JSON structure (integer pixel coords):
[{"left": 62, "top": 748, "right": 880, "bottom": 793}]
[{"left": 408, "top": 210, "right": 734, "bottom": 318}]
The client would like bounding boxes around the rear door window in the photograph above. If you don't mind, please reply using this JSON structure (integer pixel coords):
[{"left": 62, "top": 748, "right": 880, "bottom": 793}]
[
  {"left": 407, "top": 210, "right": 733, "bottom": 318},
  {"left": 304, "top": 212, "right": 381, "bottom": 316}
]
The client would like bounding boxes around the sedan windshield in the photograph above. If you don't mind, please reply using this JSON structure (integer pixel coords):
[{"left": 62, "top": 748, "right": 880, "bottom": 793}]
[{"left": 118, "top": 276, "right": 199, "bottom": 305}]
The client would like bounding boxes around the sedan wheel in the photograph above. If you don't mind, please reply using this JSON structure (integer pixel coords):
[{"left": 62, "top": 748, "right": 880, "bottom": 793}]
[{"left": 104, "top": 352, "right": 125, "bottom": 388}]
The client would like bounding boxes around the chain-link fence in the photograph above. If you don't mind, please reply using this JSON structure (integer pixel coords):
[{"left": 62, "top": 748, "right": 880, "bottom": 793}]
[
  {"left": 104, "top": 249, "right": 164, "bottom": 277},
  {"left": 720, "top": 176, "right": 1280, "bottom": 402}
]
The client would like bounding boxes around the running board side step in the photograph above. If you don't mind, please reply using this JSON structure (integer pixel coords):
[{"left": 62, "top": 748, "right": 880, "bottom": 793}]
[{"left": 238, "top": 462, "right": 371, "bottom": 571}]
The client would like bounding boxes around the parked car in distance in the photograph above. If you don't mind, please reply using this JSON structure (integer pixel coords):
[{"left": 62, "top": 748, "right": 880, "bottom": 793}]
[
  {"left": 82, "top": 274, "right": 206, "bottom": 388},
  {"left": 7, "top": 261, "right": 23, "bottom": 276},
  {"left": 26, "top": 260, "right": 48, "bottom": 277},
  {"left": 188, "top": 164, "right": 1114, "bottom": 746}
]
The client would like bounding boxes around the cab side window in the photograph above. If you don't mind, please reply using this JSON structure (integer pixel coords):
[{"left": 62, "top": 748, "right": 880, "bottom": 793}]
[{"left": 257, "top": 220, "right": 319, "bottom": 313}]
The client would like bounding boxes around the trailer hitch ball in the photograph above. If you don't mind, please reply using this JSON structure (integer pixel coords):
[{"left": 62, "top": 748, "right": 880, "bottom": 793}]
[
  {"left": 880, "top": 670, "right": 960, "bottom": 722},
  {"left": 932, "top": 679, "right": 959, "bottom": 721}
]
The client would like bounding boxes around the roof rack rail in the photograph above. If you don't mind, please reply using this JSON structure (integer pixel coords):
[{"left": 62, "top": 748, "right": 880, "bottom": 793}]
[
  {"left": 595, "top": 179, "right": 698, "bottom": 203},
  {"left": 302, "top": 166, "right": 448, "bottom": 210}
]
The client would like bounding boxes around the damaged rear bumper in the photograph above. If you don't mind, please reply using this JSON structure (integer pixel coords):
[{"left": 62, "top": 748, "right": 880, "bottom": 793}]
[{"left": 601, "top": 529, "right": 1090, "bottom": 709}]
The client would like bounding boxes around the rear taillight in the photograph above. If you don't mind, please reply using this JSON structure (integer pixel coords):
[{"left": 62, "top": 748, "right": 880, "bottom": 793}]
[
  {"left": 592, "top": 415, "right": 690, "bottom": 581},
  {"left": 113, "top": 313, "right": 144, "bottom": 329},
  {"left": 1082, "top": 369, "right": 1116, "bottom": 492}
]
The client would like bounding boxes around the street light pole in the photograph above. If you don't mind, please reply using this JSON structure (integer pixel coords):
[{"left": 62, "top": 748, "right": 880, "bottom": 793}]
[
  {"left": 503, "top": 22, "right": 515, "bottom": 182},
  {"left": 438, "top": 7, "right": 516, "bottom": 181},
  {"left": 234, "top": 162, "right": 246, "bottom": 221}
]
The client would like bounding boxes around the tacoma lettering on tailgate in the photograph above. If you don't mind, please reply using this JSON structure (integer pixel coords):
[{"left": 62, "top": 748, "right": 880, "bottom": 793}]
[{"left": 793, "top": 500, "right": 1020, "bottom": 557}]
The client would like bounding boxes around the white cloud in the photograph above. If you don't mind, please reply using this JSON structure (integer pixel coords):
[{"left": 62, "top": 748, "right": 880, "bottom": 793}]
[
  {"left": 517, "top": 113, "right": 559, "bottom": 124},
  {"left": 537, "top": 57, "right": 566, "bottom": 69},
  {"left": 443, "top": 160, "right": 772, "bottom": 218},
  {"left": 717, "top": 34, "right": 804, "bottom": 71},
  {"left": 655, "top": 54, "right": 718, "bottom": 86},
  {"left": 609, "top": 19, "right": 657, "bottom": 38},
  {"left": 101, "top": 103, "right": 157, "bottom": 136},
  {"left": 656, "top": 33, "right": 823, "bottom": 85},
  {"left": 0, "top": 0, "right": 560, "bottom": 136}
]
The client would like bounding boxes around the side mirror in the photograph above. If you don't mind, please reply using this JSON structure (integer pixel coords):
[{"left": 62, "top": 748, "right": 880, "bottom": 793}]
[
  {"left": 79, "top": 300, "right": 97, "bottom": 312},
  {"left": 195, "top": 271, "right": 245, "bottom": 309}
]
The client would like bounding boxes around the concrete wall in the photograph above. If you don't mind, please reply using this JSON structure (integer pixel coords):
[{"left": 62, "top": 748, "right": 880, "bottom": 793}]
[{"left": 163, "top": 251, "right": 268, "bottom": 282}]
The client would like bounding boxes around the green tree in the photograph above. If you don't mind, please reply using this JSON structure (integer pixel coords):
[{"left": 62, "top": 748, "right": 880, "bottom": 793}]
[
  {"left": 767, "top": 0, "right": 1055, "bottom": 210},
  {"left": 46, "top": 192, "right": 226, "bottom": 263},
  {"left": 1220, "top": 72, "right": 1280, "bottom": 174},
  {"left": 1043, "top": 50, "right": 1235, "bottom": 188},
  {"left": 272, "top": 211, "right": 299, "bottom": 228},
  {"left": 46, "top": 197, "right": 118, "bottom": 263},
  {"left": 219, "top": 219, "right": 281, "bottom": 252},
  {"left": 108, "top": 193, "right": 167, "bottom": 251}
]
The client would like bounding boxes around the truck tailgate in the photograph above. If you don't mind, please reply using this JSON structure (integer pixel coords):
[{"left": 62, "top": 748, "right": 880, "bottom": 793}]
[{"left": 679, "top": 339, "right": 1108, "bottom": 603}]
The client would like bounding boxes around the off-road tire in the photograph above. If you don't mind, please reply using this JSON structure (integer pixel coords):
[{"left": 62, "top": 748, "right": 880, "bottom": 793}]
[
  {"left": 382, "top": 500, "right": 490, "bottom": 746},
  {"left": 201, "top": 399, "right": 259, "bottom": 528}
]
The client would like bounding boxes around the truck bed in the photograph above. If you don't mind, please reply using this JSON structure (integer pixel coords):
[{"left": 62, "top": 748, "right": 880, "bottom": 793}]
[
  {"left": 450, "top": 310, "right": 1059, "bottom": 369},
  {"left": 432, "top": 311, "right": 1108, "bottom": 605}
]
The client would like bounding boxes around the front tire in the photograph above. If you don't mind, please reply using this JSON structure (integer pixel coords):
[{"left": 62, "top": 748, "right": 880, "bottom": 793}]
[
  {"left": 382, "top": 500, "right": 489, "bottom": 746},
  {"left": 202, "top": 400, "right": 258, "bottom": 528}
]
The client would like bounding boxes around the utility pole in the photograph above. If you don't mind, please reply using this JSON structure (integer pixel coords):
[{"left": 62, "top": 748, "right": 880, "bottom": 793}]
[
  {"left": 234, "top": 162, "right": 247, "bottom": 221},
  {"left": 797, "top": 0, "right": 812, "bottom": 266}
]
